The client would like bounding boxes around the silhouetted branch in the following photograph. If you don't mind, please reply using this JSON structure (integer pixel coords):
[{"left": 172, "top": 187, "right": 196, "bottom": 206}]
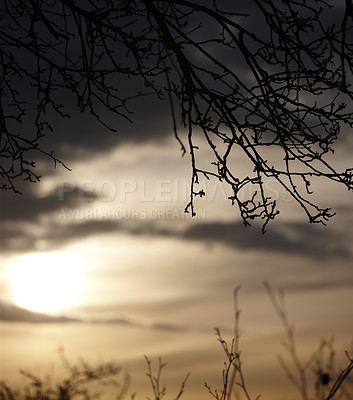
[
  {"left": 1, "top": 1, "right": 352, "bottom": 229},
  {"left": 144, "top": 356, "right": 190, "bottom": 400},
  {"left": 206, "top": 287, "right": 259, "bottom": 400},
  {"left": 264, "top": 281, "right": 353, "bottom": 400}
]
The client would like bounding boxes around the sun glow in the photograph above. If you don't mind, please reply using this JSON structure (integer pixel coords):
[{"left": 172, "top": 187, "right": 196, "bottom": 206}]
[{"left": 7, "top": 252, "right": 84, "bottom": 314}]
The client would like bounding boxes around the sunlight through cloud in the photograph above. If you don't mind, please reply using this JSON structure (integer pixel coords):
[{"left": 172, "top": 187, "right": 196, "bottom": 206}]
[{"left": 6, "top": 252, "right": 84, "bottom": 314}]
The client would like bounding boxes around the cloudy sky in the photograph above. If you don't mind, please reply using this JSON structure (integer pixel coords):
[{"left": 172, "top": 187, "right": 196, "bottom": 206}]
[{"left": 1, "top": 2, "right": 353, "bottom": 400}]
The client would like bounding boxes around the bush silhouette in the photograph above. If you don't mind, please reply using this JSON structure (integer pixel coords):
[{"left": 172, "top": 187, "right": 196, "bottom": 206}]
[{"left": 1, "top": 286, "right": 352, "bottom": 400}]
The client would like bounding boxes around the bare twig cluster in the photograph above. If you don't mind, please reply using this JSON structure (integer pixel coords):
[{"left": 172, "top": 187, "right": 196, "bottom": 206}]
[
  {"left": 206, "top": 284, "right": 353, "bottom": 400},
  {"left": 0, "top": 347, "right": 130, "bottom": 400},
  {"left": 144, "top": 356, "right": 190, "bottom": 400},
  {"left": 205, "top": 287, "right": 259, "bottom": 400},
  {"left": 1, "top": 289, "right": 352, "bottom": 400},
  {"left": 0, "top": 1, "right": 352, "bottom": 229},
  {"left": 264, "top": 282, "right": 353, "bottom": 400}
]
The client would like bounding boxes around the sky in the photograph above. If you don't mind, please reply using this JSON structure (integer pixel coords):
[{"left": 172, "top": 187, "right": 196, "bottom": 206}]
[{"left": 1, "top": 2, "right": 353, "bottom": 400}]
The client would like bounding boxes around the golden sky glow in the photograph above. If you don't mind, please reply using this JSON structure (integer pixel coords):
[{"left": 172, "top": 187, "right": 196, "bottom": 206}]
[
  {"left": 1, "top": 134, "right": 353, "bottom": 400},
  {"left": 1, "top": 1, "right": 353, "bottom": 398}
]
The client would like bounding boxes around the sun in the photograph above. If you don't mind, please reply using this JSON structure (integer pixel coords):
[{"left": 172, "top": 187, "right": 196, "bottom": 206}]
[{"left": 7, "top": 252, "right": 84, "bottom": 314}]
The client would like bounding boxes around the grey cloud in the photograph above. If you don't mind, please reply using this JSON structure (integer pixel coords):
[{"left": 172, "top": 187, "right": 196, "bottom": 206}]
[
  {"left": 10, "top": 2, "right": 269, "bottom": 164},
  {"left": 0, "top": 302, "right": 79, "bottom": 323},
  {"left": 22, "top": 59, "right": 178, "bottom": 168},
  {"left": 38, "top": 95, "right": 174, "bottom": 163},
  {"left": 181, "top": 221, "right": 352, "bottom": 260},
  {"left": 9, "top": 41, "right": 176, "bottom": 165},
  {"left": 5, "top": 0, "right": 350, "bottom": 171},
  {"left": 0, "top": 302, "right": 202, "bottom": 332},
  {"left": 73, "top": 296, "right": 202, "bottom": 320},
  {"left": 0, "top": 228, "right": 36, "bottom": 254},
  {"left": 103, "top": 318, "right": 136, "bottom": 326},
  {"left": 0, "top": 219, "right": 121, "bottom": 254},
  {"left": 99, "top": 319, "right": 191, "bottom": 333},
  {"left": 0, "top": 301, "right": 137, "bottom": 325},
  {"left": 0, "top": 186, "right": 98, "bottom": 222},
  {"left": 1, "top": 176, "right": 352, "bottom": 258},
  {"left": 151, "top": 323, "right": 188, "bottom": 332},
  {"left": 284, "top": 279, "right": 353, "bottom": 293},
  {"left": 0, "top": 184, "right": 118, "bottom": 253},
  {"left": 53, "top": 219, "right": 120, "bottom": 238},
  {"left": 1, "top": 211, "right": 352, "bottom": 259}
]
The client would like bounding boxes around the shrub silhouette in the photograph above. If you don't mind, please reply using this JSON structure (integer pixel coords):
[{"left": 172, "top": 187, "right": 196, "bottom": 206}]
[
  {"left": 0, "top": 347, "right": 130, "bottom": 400},
  {"left": 1, "top": 286, "right": 352, "bottom": 400}
]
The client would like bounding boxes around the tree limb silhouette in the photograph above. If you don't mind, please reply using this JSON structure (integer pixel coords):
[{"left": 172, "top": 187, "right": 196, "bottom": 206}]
[{"left": 1, "top": 0, "right": 352, "bottom": 230}]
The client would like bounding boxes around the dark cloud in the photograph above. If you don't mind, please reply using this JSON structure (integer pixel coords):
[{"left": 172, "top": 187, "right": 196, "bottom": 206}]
[
  {"left": 2, "top": 206, "right": 352, "bottom": 259},
  {"left": 0, "top": 184, "right": 114, "bottom": 253},
  {"left": 0, "top": 302, "right": 79, "bottom": 323},
  {"left": 3, "top": 1, "right": 280, "bottom": 163},
  {"left": 0, "top": 302, "right": 200, "bottom": 332},
  {"left": 37, "top": 94, "right": 174, "bottom": 163},
  {"left": 1, "top": 177, "right": 352, "bottom": 258},
  {"left": 44, "top": 219, "right": 122, "bottom": 248},
  {"left": 103, "top": 318, "right": 136, "bottom": 326},
  {"left": 55, "top": 219, "right": 120, "bottom": 237},
  {"left": 3, "top": 0, "right": 349, "bottom": 176},
  {"left": 0, "top": 219, "right": 121, "bottom": 253},
  {"left": 0, "top": 226, "right": 36, "bottom": 254},
  {"left": 6, "top": 30, "right": 177, "bottom": 165},
  {"left": 100, "top": 319, "right": 191, "bottom": 332},
  {"left": 73, "top": 296, "right": 202, "bottom": 320},
  {"left": 151, "top": 322, "right": 188, "bottom": 332},
  {"left": 284, "top": 279, "right": 353, "bottom": 293},
  {"left": 181, "top": 221, "right": 352, "bottom": 260},
  {"left": 0, "top": 186, "right": 97, "bottom": 222}
]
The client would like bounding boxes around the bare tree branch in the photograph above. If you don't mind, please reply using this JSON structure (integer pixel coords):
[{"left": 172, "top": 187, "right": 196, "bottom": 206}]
[{"left": 1, "top": 0, "right": 352, "bottom": 230}]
